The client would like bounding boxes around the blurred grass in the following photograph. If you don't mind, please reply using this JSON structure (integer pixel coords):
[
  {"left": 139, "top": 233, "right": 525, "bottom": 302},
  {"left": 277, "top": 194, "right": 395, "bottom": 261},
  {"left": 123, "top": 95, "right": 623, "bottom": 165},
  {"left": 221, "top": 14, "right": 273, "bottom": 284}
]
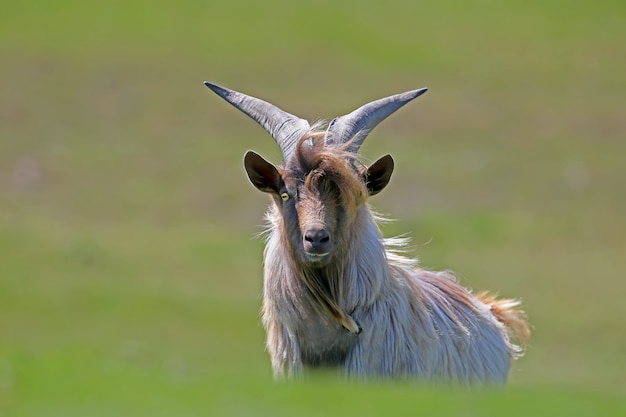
[{"left": 1, "top": 0, "right": 625, "bottom": 415}]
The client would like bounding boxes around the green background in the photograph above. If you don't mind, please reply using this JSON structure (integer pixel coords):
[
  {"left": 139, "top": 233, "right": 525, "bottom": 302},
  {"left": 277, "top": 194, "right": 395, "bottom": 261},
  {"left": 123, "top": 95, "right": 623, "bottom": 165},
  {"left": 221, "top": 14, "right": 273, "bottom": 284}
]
[{"left": 1, "top": 1, "right": 625, "bottom": 415}]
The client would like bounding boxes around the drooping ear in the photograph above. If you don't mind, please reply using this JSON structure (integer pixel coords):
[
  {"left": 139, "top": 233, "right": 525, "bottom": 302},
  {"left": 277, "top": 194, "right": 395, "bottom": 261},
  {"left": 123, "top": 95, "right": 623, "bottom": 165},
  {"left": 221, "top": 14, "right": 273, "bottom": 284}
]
[
  {"left": 363, "top": 154, "right": 394, "bottom": 196},
  {"left": 243, "top": 151, "right": 283, "bottom": 194}
]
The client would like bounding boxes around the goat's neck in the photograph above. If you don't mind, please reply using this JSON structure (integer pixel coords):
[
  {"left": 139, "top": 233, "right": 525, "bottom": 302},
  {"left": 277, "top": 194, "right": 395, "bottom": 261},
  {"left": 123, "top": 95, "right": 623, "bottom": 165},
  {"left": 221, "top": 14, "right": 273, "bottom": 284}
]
[{"left": 339, "top": 206, "right": 390, "bottom": 309}]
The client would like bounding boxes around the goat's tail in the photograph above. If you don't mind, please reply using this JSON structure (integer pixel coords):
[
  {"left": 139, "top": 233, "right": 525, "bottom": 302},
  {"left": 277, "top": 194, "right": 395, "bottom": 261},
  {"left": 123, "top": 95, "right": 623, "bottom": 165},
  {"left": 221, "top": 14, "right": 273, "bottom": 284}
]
[{"left": 477, "top": 291, "right": 531, "bottom": 359}]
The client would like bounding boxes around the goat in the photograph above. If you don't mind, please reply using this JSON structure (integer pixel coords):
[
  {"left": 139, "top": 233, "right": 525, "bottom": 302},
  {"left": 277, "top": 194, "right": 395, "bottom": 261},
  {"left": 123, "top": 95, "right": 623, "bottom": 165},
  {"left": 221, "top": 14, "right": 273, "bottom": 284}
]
[{"left": 204, "top": 82, "right": 530, "bottom": 385}]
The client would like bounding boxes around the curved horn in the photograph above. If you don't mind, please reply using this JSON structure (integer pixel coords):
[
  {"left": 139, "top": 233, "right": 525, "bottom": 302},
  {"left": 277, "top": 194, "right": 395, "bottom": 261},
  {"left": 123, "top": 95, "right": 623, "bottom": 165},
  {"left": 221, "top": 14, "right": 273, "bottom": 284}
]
[
  {"left": 204, "top": 82, "right": 310, "bottom": 160},
  {"left": 324, "top": 88, "right": 428, "bottom": 153}
]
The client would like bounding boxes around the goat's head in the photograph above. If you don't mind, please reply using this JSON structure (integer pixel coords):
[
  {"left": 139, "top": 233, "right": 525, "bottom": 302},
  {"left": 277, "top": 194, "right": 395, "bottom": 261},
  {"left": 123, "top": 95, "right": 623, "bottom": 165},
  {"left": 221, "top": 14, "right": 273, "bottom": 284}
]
[
  {"left": 243, "top": 135, "right": 394, "bottom": 267},
  {"left": 204, "top": 82, "right": 426, "bottom": 268}
]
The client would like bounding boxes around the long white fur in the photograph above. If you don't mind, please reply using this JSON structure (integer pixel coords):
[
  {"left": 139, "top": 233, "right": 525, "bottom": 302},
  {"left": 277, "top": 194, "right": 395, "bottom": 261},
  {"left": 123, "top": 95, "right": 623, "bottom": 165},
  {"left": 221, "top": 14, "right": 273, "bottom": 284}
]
[{"left": 261, "top": 202, "right": 522, "bottom": 385}]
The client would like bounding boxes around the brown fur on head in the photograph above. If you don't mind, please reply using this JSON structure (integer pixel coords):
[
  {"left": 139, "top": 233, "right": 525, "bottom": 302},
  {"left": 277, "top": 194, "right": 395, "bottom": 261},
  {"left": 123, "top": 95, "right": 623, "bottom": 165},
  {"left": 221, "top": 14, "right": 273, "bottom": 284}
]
[
  {"left": 244, "top": 131, "right": 394, "bottom": 269},
  {"left": 290, "top": 133, "right": 368, "bottom": 221}
]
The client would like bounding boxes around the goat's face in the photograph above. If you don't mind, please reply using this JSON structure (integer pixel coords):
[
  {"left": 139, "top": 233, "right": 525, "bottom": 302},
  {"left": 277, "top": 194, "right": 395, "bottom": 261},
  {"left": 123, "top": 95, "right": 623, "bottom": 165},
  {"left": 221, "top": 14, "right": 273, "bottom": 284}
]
[{"left": 244, "top": 139, "right": 394, "bottom": 268}]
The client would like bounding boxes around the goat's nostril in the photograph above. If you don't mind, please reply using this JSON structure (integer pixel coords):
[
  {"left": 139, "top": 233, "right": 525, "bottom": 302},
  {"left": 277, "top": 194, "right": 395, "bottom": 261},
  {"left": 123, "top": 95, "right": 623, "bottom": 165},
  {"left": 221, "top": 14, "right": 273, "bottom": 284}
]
[{"left": 305, "top": 228, "right": 330, "bottom": 245}]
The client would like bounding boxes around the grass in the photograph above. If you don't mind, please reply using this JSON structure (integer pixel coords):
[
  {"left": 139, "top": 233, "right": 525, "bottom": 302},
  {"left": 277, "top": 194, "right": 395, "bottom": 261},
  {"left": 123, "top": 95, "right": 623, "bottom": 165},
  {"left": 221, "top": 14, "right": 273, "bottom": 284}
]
[{"left": 1, "top": 0, "right": 625, "bottom": 415}]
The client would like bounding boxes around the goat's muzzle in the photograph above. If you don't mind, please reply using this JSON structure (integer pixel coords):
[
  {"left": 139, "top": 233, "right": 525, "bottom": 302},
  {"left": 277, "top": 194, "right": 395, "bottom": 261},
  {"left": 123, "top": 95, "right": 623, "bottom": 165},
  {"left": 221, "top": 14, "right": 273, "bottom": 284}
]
[{"left": 302, "top": 224, "right": 333, "bottom": 266}]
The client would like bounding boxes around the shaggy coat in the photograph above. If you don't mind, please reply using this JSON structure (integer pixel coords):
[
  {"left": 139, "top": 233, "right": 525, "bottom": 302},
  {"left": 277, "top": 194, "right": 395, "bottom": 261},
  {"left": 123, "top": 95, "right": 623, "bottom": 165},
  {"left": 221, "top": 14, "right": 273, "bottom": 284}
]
[{"left": 248, "top": 136, "right": 529, "bottom": 385}]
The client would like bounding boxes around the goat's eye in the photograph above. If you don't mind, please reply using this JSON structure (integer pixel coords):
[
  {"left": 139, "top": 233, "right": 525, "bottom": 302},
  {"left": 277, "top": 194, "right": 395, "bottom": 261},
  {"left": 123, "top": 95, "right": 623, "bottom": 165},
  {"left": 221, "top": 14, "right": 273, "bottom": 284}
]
[{"left": 280, "top": 192, "right": 290, "bottom": 202}]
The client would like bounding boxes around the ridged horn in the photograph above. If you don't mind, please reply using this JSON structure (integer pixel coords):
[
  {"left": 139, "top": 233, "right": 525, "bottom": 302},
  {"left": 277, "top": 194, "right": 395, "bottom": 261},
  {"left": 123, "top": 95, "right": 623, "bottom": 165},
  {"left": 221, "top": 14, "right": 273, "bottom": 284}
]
[
  {"left": 204, "top": 82, "right": 310, "bottom": 160},
  {"left": 324, "top": 88, "right": 428, "bottom": 153}
]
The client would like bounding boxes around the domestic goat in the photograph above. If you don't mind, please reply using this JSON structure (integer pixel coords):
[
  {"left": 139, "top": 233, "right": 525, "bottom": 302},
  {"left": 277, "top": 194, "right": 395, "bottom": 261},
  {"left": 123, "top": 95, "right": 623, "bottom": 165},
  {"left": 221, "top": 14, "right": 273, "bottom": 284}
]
[{"left": 204, "top": 82, "right": 530, "bottom": 385}]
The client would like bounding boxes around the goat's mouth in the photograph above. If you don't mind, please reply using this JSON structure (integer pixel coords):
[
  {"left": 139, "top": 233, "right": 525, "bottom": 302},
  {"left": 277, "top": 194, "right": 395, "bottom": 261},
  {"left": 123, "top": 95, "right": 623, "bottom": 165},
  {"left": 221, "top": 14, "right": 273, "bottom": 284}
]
[{"left": 304, "top": 251, "right": 331, "bottom": 266}]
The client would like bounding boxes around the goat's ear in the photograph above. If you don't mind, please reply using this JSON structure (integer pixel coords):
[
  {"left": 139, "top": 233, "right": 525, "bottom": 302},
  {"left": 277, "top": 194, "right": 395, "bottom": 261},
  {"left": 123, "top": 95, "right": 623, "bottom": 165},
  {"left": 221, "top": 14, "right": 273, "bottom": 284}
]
[
  {"left": 243, "top": 151, "right": 283, "bottom": 194},
  {"left": 363, "top": 154, "right": 394, "bottom": 196}
]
